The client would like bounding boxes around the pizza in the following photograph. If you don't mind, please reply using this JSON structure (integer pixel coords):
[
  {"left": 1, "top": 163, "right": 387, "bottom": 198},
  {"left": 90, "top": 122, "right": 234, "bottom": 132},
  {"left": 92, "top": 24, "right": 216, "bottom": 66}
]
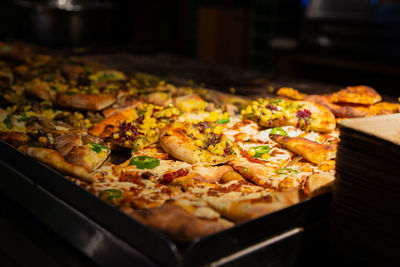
[
  {"left": 1, "top": 42, "right": 399, "bottom": 241},
  {"left": 277, "top": 86, "right": 400, "bottom": 118}
]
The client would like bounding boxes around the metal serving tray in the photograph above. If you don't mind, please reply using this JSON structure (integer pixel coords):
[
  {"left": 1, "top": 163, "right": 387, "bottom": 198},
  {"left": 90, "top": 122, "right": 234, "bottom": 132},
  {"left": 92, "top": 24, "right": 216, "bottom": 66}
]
[{"left": 0, "top": 140, "right": 331, "bottom": 266}]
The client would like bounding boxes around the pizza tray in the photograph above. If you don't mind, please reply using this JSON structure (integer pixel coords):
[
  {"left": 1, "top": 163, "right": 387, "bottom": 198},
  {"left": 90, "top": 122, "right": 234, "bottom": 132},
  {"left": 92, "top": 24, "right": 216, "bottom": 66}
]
[
  {"left": 330, "top": 114, "right": 400, "bottom": 266},
  {"left": 0, "top": 139, "right": 331, "bottom": 266}
]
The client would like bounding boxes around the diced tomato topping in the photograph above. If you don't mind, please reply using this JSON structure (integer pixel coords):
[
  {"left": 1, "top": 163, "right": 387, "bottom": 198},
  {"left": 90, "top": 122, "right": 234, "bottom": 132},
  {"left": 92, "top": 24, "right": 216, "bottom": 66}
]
[{"left": 162, "top": 168, "right": 189, "bottom": 184}]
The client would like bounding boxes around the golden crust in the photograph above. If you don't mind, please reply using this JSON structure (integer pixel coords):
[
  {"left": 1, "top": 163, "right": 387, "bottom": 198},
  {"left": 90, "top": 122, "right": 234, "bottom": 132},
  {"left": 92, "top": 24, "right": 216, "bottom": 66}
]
[
  {"left": 270, "top": 135, "right": 336, "bottom": 165},
  {"left": 0, "top": 131, "right": 29, "bottom": 147},
  {"left": 304, "top": 95, "right": 369, "bottom": 118},
  {"left": 27, "top": 147, "right": 94, "bottom": 183},
  {"left": 121, "top": 202, "right": 233, "bottom": 241},
  {"left": 279, "top": 87, "right": 399, "bottom": 118},
  {"left": 25, "top": 80, "right": 57, "bottom": 101},
  {"left": 56, "top": 93, "right": 116, "bottom": 111},
  {"left": 368, "top": 102, "right": 400, "bottom": 116},
  {"left": 229, "top": 158, "right": 277, "bottom": 186},
  {"left": 303, "top": 172, "right": 335, "bottom": 197},
  {"left": 207, "top": 190, "right": 301, "bottom": 222},
  {"left": 276, "top": 87, "right": 306, "bottom": 100},
  {"left": 328, "top": 85, "right": 381, "bottom": 105}
]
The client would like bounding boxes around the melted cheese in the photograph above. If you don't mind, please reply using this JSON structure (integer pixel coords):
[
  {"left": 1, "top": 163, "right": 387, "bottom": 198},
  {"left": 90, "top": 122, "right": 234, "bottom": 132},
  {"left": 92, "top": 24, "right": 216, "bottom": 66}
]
[{"left": 122, "top": 159, "right": 192, "bottom": 178}]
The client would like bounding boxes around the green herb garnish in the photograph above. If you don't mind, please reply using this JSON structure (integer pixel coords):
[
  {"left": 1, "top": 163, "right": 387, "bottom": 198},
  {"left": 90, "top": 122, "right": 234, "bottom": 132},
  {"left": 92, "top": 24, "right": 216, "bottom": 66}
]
[{"left": 89, "top": 143, "right": 109, "bottom": 153}]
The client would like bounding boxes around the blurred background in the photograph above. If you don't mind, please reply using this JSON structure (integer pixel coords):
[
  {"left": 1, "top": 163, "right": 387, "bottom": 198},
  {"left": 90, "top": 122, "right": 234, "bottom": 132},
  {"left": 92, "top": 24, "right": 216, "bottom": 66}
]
[{"left": 1, "top": 0, "right": 400, "bottom": 96}]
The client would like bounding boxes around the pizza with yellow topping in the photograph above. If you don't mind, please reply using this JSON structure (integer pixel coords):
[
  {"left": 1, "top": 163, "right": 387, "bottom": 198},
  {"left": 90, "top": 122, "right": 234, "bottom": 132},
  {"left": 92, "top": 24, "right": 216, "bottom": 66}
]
[{"left": 1, "top": 42, "right": 399, "bottom": 241}]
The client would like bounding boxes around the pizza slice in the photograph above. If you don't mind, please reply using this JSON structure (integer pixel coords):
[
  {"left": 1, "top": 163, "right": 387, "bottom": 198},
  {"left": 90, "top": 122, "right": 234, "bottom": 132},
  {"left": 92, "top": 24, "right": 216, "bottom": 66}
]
[
  {"left": 241, "top": 98, "right": 336, "bottom": 132},
  {"left": 367, "top": 102, "right": 400, "bottom": 116},
  {"left": 0, "top": 103, "right": 98, "bottom": 150},
  {"left": 228, "top": 141, "right": 294, "bottom": 187},
  {"left": 24, "top": 77, "right": 118, "bottom": 111},
  {"left": 264, "top": 155, "right": 335, "bottom": 193},
  {"left": 275, "top": 87, "right": 307, "bottom": 100},
  {"left": 302, "top": 172, "right": 335, "bottom": 197},
  {"left": 277, "top": 85, "right": 382, "bottom": 105},
  {"left": 89, "top": 103, "right": 180, "bottom": 150},
  {"left": 173, "top": 176, "right": 300, "bottom": 222},
  {"left": 304, "top": 94, "right": 370, "bottom": 118},
  {"left": 66, "top": 162, "right": 182, "bottom": 210},
  {"left": 24, "top": 79, "right": 57, "bottom": 102},
  {"left": 121, "top": 192, "right": 234, "bottom": 241},
  {"left": 55, "top": 93, "right": 117, "bottom": 111},
  {"left": 115, "top": 145, "right": 233, "bottom": 186},
  {"left": 27, "top": 147, "right": 95, "bottom": 183},
  {"left": 160, "top": 121, "right": 236, "bottom": 165},
  {"left": 277, "top": 86, "right": 400, "bottom": 118},
  {"left": 328, "top": 85, "right": 381, "bottom": 105},
  {"left": 222, "top": 122, "right": 298, "bottom": 187},
  {"left": 270, "top": 135, "right": 336, "bottom": 165},
  {"left": 54, "top": 133, "right": 111, "bottom": 171}
]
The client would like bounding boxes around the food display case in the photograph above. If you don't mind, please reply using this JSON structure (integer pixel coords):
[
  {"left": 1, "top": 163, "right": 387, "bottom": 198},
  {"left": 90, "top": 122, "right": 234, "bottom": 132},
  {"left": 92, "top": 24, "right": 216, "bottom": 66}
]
[
  {"left": 1, "top": 0, "right": 400, "bottom": 265},
  {"left": 0, "top": 50, "right": 337, "bottom": 266}
]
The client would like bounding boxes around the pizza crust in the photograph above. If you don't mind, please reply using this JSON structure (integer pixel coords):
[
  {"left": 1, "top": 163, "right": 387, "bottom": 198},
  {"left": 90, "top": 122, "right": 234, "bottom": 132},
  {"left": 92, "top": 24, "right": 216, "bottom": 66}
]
[
  {"left": 276, "top": 87, "right": 307, "bottom": 100},
  {"left": 270, "top": 135, "right": 336, "bottom": 165},
  {"left": 121, "top": 202, "right": 233, "bottom": 241},
  {"left": 328, "top": 85, "right": 381, "bottom": 105},
  {"left": 304, "top": 95, "right": 369, "bottom": 118},
  {"left": 229, "top": 157, "right": 277, "bottom": 186},
  {"left": 27, "top": 147, "right": 94, "bottom": 183},
  {"left": 0, "top": 131, "right": 29, "bottom": 147},
  {"left": 303, "top": 172, "right": 335, "bottom": 197},
  {"left": 205, "top": 190, "right": 301, "bottom": 222},
  {"left": 25, "top": 80, "right": 57, "bottom": 101},
  {"left": 56, "top": 93, "right": 116, "bottom": 111}
]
